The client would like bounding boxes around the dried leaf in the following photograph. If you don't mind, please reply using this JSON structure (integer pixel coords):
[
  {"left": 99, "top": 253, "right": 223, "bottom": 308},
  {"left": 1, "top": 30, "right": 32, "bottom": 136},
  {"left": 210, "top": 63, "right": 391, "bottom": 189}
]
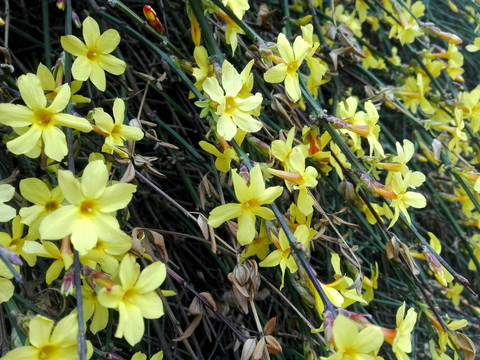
[
  {"left": 199, "top": 292, "right": 217, "bottom": 311},
  {"left": 172, "top": 314, "right": 202, "bottom": 342},
  {"left": 241, "top": 338, "right": 258, "bottom": 360},
  {"left": 252, "top": 337, "right": 266, "bottom": 360},
  {"left": 130, "top": 228, "right": 145, "bottom": 257},
  {"left": 188, "top": 297, "right": 202, "bottom": 316},
  {"left": 265, "top": 335, "right": 282, "bottom": 354},
  {"left": 264, "top": 317, "right": 276, "bottom": 336},
  {"left": 119, "top": 161, "right": 136, "bottom": 183},
  {"left": 256, "top": 4, "right": 276, "bottom": 30},
  {"left": 455, "top": 332, "right": 476, "bottom": 360}
]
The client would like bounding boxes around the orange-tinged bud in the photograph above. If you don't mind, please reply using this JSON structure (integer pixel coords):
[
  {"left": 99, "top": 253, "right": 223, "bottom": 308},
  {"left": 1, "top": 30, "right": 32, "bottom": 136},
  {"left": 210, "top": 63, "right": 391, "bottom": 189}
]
[
  {"left": 191, "top": 15, "right": 201, "bottom": 46},
  {"left": 143, "top": 5, "right": 165, "bottom": 34},
  {"left": 267, "top": 168, "right": 304, "bottom": 185},
  {"left": 60, "top": 236, "right": 72, "bottom": 255},
  {"left": 374, "top": 185, "right": 397, "bottom": 200}
]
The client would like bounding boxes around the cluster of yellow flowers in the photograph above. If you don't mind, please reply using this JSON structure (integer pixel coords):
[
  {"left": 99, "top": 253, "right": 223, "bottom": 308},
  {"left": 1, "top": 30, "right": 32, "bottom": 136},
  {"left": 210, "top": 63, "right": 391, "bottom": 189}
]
[{"left": 0, "top": 15, "right": 166, "bottom": 360}]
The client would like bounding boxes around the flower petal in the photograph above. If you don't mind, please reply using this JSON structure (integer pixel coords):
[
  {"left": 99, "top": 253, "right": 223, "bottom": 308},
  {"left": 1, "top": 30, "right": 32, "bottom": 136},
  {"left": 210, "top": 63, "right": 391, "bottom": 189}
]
[
  {"left": 99, "top": 54, "right": 126, "bottom": 75},
  {"left": 232, "top": 110, "right": 262, "bottom": 133},
  {"left": 0, "top": 104, "right": 33, "bottom": 127},
  {"left": 135, "top": 292, "right": 164, "bottom": 319},
  {"left": 203, "top": 77, "right": 224, "bottom": 104},
  {"left": 36, "top": 63, "right": 56, "bottom": 90},
  {"left": 237, "top": 213, "right": 256, "bottom": 245},
  {"left": 93, "top": 108, "right": 114, "bottom": 133},
  {"left": 51, "top": 313, "right": 78, "bottom": 346},
  {"left": 72, "top": 56, "right": 92, "bottom": 82},
  {"left": 29, "top": 315, "right": 54, "bottom": 347},
  {"left": 71, "top": 218, "right": 98, "bottom": 255},
  {"left": 216, "top": 114, "right": 237, "bottom": 141},
  {"left": 355, "top": 326, "right": 384, "bottom": 353},
  {"left": 0, "top": 184, "right": 15, "bottom": 203},
  {"left": 61, "top": 35, "right": 88, "bottom": 57},
  {"left": 81, "top": 160, "right": 108, "bottom": 199},
  {"left": 208, "top": 203, "right": 241, "bottom": 228},
  {"left": 55, "top": 113, "right": 92, "bottom": 132},
  {"left": 119, "top": 303, "right": 144, "bottom": 346},
  {"left": 58, "top": 170, "right": 83, "bottom": 205},
  {"left": 97, "top": 29, "right": 121, "bottom": 53},
  {"left": 96, "top": 183, "right": 136, "bottom": 212},
  {"left": 120, "top": 255, "right": 140, "bottom": 289},
  {"left": 83, "top": 17, "right": 101, "bottom": 48},
  {"left": 285, "top": 73, "right": 301, "bottom": 101},
  {"left": 7, "top": 126, "right": 42, "bottom": 156},
  {"left": 48, "top": 84, "right": 70, "bottom": 113},
  {"left": 135, "top": 261, "right": 166, "bottom": 293},
  {"left": 264, "top": 63, "right": 288, "bottom": 84},
  {"left": 18, "top": 74, "right": 46, "bottom": 110},
  {"left": 42, "top": 126, "right": 68, "bottom": 162},
  {"left": 277, "top": 33, "right": 294, "bottom": 64},
  {"left": 90, "top": 62, "right": 106, "bottom": 91},
  {"left": 92, "top": 213, "right": 123, "bottom": 242},
  {"left": 39, "top": 206, "right": 77, "bottom": 240}
]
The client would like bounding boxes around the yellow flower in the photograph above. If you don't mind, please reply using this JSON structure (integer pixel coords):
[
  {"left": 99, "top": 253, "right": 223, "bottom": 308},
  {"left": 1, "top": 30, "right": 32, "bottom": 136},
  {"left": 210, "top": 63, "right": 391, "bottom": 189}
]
[
  {"left": 203, "top": 60, "right": 263, "bottom": 140},
  {"left": 199, "top": 140, "right": 239, "bottom": 173},
  {"left": 241, "top": 220, "right": 271, "bottom": 260},
  {"left": 208, "top": 164, "right": 283, "bottom": 245},
  {"left": 36, "top": 63, "right": 90, "bottom": 103},
  {"left": 82, "top": 283, "right": 109, "bottom": 334},
  {"left": 0, "top": 216, "right": 36, "bottom": 266},
  {"left": 39, "top": 160, "right": 136, "bottom": 255},
  {"left": 388, "top": 171, "right": 427, "bottom": 228},
  {"left": 264, "top": 33, "right": 310, "bottom": 102},
  {"left": 388, "top": 1, "right": 425, "bottom": 44},
  {"left": 324, "top": 314, "right": 384, "bottom": 360},
  {"left": 259, "top": 225, "right": 310, "bottom": 289},
  {"left": 192, "top": 46, "right": 214, "bottom": 92},
  {"left": 0, "top": 184, "right": 16, "bottom": 222},
  {"left": 97, "top": 255, "right": 166, "bottom": 346},
  {"left": 1, "top": 313, "right": 92, "bottom": 360},
  {"left": 466, "top": 37, "right": 480, "bottom": 52},
  {"left": 381, "top": 302, "right": 417, "bottom": 360},
  {"left": 93, "top": 98, "right": 144, "bottom": 157},
  {"left": 397, "top": 74, "right": 434, "bottom": 114},
  {"left": 445, "top": 282, "right": 464, "bottom": 306},
  {"left": 0, "top": 73, "right": 92, "bottom": 161},
  {"left": 222, "top": 0, "right": 249, "bottom": 18},
  {"left": 61, "top": 16, "right": 126, "bottom": 91},
  {"left": 19, "top": 178, "right": 64, "bottom": 239}
]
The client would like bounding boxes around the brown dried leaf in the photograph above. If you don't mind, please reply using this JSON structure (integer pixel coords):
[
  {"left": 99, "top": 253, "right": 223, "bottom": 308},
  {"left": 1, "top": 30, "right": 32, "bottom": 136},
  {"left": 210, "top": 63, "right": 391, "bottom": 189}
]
[
  {"left": 188, "top": 297, "right": 202, "bottom": 316},
  {"left": 172, "top": 314, "right": 202, "bottom": 342},
  {"left": 386, "top": 235, "right": 419, "bottom": 275},
  {"left": 265, "top": 335, "right": 282, "bottom": 354},
  {"left": 146, "top": 229, "right": 168, "bottom": 263},
  {"left": 199, "top": 292, "right": 217, "bottom": 311},
  {"left": 233, "top": 287, "right": 249, "bottom": 314},
  {"left": 264, "top": 317, "right": 276, "bottom": 336},
  {"left": 252, "top": 337, "right": 266, "bottom": 360},
  {"left": 130, "top": 228, "right": 145, "bottom": 257},
  {"left": 455, "top": 332, "right": 476, "bottom": 360},
  {"left": 119, "top": 161, "right": 136, "bottom": 183}
]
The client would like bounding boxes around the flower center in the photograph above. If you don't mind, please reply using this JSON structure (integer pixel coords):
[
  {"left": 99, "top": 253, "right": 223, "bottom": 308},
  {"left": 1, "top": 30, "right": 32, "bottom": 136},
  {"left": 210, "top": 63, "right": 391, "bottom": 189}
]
[
  {"left": 123, "top": 288, "right": 137, "bottom": 304},
  {"left": 287, "top": 62, "right": 298, "bottom": 76},
  {"left": 111, "top": 124, "right": 121, "bottom": 137},
  {"left": 87, "top": 49, "right": 99, "bottom": 61},
  {"left": 38, "top": 344, "right": 59, "bottom": 360},
  {"left": 224, "top": 96, "right": 237, "bottom": 116},
  {"left": 33, "top": 109, "right": 55, "bottom": 129},
  {"left": 45, "top": 201, "right": 59, "bottom": 212},
  {"left": 241, "top": 199, "right": 259, "bottom": 212},
  {"left": 79, "top": 200, "right": 97, "bottom": 217}
]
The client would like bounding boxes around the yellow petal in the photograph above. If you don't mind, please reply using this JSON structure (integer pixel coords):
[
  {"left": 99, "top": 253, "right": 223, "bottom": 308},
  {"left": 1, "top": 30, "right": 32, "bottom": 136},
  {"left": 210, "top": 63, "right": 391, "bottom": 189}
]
[
  {"left": 99, "top": 54, "right": 126, "bottom": 75},
  {"left": 18, "top": 74, "right": 46, "bottom": 110},
  {"left": 83, "top": 16, "right": 101, "bottom": 48},
  {"left": 61, "top": 35, "right": 88, "bottom": 57},
  {"left": 97, "top": 29, "right": 121, "bottom": 53}
]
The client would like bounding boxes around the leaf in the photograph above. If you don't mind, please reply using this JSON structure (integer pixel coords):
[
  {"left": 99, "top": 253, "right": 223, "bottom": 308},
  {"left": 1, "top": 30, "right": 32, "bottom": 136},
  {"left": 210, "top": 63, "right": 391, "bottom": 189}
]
[
  {"left": 172, "top": 314, "right": 202, "bottom": 342},
  {"left": 264, "top": 317, "right": 276, "bottom": 336}
]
